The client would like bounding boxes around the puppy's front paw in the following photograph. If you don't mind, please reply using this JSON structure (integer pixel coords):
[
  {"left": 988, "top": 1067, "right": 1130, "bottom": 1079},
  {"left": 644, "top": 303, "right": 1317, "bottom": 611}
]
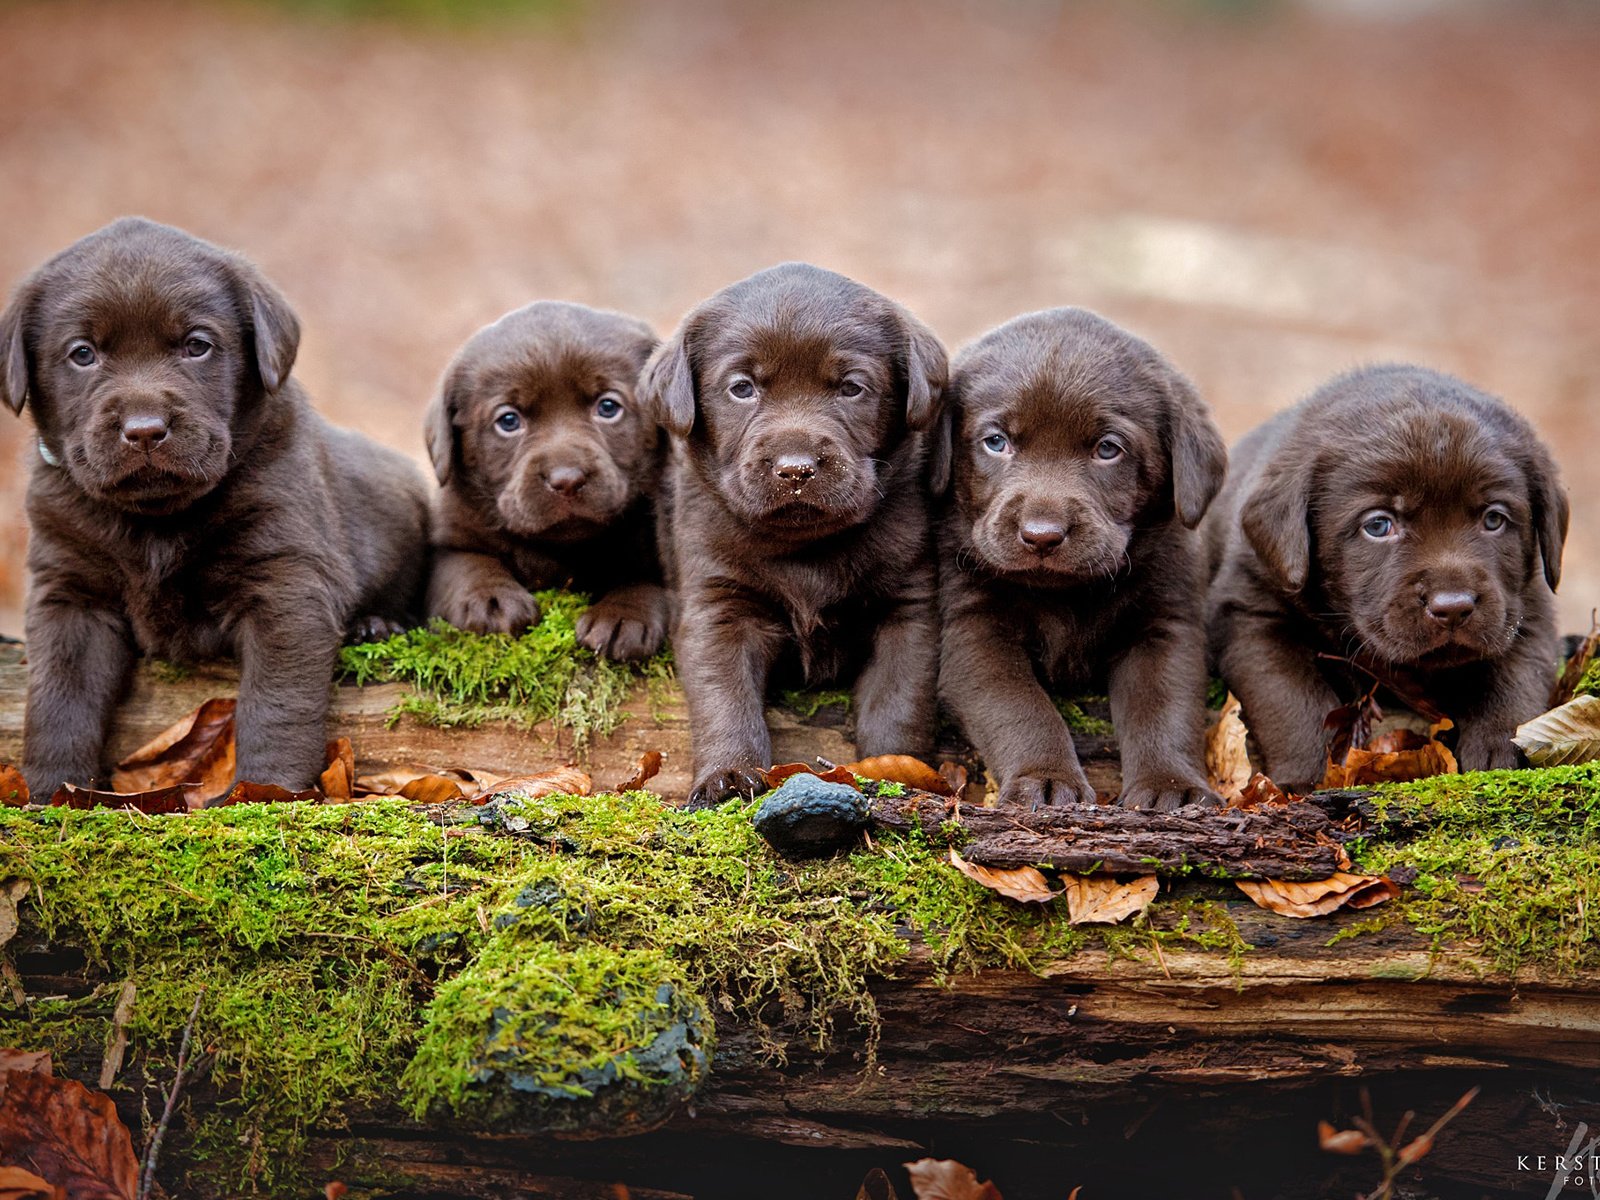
[
  {"left": 998, "top": 769, "right": 1097, "bottom": 809},
  {"left": 687, "top": 764, "right": 766, "bottom": 810},
  {"left": 437, "top": 585, "right": 541, "bottom": 635},
  {"left": 576, "top": 587, "right": 669, "bottom": 662},
  {"left": 346, "top": 614, "right": 407, "bottom": 644},
  {"left": 1454, "top": 729, "right": 1521, "bottom": 774},
  {"left": 1120, "top": 775, "right": 1220, "bottom": 813}
]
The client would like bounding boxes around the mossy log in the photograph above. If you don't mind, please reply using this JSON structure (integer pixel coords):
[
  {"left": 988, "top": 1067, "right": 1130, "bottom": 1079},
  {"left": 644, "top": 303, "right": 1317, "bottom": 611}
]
[{"left": 4, "top": 642, "right": 1600, "bottom": 1198}]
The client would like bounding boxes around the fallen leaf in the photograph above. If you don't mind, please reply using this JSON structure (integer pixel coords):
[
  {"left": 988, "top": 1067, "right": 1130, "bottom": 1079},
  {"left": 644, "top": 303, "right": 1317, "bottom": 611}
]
[
  {"left": 1063, "top": 874, "right": 1159, "bottom": 925},
  {"left": 50, "top": 783, "right": 193, "bottom": 815},
  {"left": 1230, "top": 773, "right": 1293, "bottom": 810},
  {"left": 324, "top": 1185, "right": 348, "bottom": 1200},
  {"left": 903, "top": 1158, "right": 1003, "bottom": 1200},
  {"left": 842, "top": 755, "right": 954, "bottom": 796},
  {"left": 320, "top": 738, "right": 356, "bottom": 801},
  {"left": 0, "top": 764, "right": 26, "bottom": 808},
  {"left": 0, "top": 1070, "right": 138, "bottom": 1200},
  {"left": 1323, "top": 719, "right": 1457, "bottom": 788},
  {"left": 0, "top": 1049, "right": 50, "bottom": 1075},
  {"left": 0, "top": 1166, "right": 65, "bottom": 1200},
  {"left": 1323, "top": 685, "right": 1383, "bottom": 769},
  {"left": 0, "top": 880, "right": 30, "bottom": 950},
  {"left": 937, "top": 761, "right": 968, "bottom": 796},
  {"left": 1205, "top": 694, "right": 1253, "bottom": 800},
  {"left": 1551, "top": 615, "right": 1600, "bottom": 708},
  {"left": 483, "top": 766, "right": 593, "bottom": 801},
  {"left": 854, "top": 1168, "right": 901, "bottom": 1200},
  {"left": 763, "top": 762, "right": 858, "bottom": 789},
  {"left": 1236, "top": 872, "right": 1401, "bottom": 918},
  {"left": 214, "top": 782, "right": 322, "bottom": 806},
  {"left": 111, "top": 697, "right": 236, "bottom": 805},
  {"left": 1317, "top": 1119, "right": 1371, "bottom": 1155},
  {"left": 949, "top": 849, "right": 1059, "bottom": 905},
  {"left": 1514, "top": 695, "right": 1600, "bottom": 767},
  {"left": 98, "top": 981, "right": 136, "bottom": 1090},
  {"left": 615, "top": 750, "right": 664, "bottom": 792}
]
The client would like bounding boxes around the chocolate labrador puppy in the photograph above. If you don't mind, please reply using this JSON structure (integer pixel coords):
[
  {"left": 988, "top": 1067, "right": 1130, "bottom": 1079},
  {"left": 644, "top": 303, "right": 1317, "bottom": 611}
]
[
  {"left": 1205, "top": 364, "right": 1567, "bottom": 790},
  {"left": 642, "top": 263, "right": 946, "bottom": 807},
  {"left": 937, "top": 309, "right": 1228, "bottom": 810},
  {"left": 424, "top": 302, "right": 667, "bottom": 660},
  {"left": 2, "top": 217, "right": 428, "bottom": 798}
]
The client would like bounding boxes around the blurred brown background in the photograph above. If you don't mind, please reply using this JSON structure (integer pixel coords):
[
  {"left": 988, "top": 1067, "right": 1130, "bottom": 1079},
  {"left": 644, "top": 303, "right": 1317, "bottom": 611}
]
[{"left": 1, "top": 0, "right": 1597, "bottom": 638}]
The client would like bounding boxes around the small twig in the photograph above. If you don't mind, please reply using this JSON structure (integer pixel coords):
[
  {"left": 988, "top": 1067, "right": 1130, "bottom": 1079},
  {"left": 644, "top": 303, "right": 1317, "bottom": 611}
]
[{"left": 139, "top": 988, "right": 204, "bottom": 1200}]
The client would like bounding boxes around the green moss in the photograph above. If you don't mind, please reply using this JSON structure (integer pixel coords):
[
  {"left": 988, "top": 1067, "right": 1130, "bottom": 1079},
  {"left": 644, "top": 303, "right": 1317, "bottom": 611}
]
[
  {"left": 147, "top": 658, "right": 195, "bottom": 684},
  {"left": 1574, "top": 657, "right": 1600, "bottom": 699},
  {"left": 1355, "top": 763, "right": 1600, "bottom": 976},
  {"left": 336, "top": 591, "right": 673, "bottom": 748},
  {"left": 1053, "top": 695, "right": 1115, "bottom": 736},
  {"left": 777, "top": 688, "right": 853, "bottom": 718}
]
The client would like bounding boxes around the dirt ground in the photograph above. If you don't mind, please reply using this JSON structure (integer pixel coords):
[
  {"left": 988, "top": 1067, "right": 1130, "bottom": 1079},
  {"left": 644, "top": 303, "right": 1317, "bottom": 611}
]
[{"left": 1, "top": 0, "right": 1597, "bottom": 637}]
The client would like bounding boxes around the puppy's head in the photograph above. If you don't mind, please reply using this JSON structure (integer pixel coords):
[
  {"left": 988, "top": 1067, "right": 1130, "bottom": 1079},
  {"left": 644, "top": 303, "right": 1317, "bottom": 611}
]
[
  {"left": 945, "top": 309, "right": 1225, "bottom": 583},
  {"left": 638, "top": 263, "right": 945, "bottom": 537},
  {"left": 1242, "top": 365, "right": 1567, "bottom": 667},
  {"left": 2, "top": 218, "right": 298, "bottom": 515},
  {"left": 425, "top": 303, "right": 659, "bottom": 542}
]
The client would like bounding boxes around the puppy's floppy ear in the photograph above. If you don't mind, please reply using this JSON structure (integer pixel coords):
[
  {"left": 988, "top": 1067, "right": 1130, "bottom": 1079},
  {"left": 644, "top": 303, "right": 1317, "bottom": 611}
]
[
  {"left": 0, "top": 280, "right": 32, "bottom": 416},
  {"left": 638, "top": 324, "right": 697, "bottom": 439},
  {"left": 1162, "top": 367, "right": 1228, "bottom": 528},
  {"left": 1527, "top": 445, "right": 1569, "bottom": 591},
  {"left": 232, "top": 259, "right": 300, "bottom": 393},
  {"left": 424, "top": 368, "right": 462, "bottom": 487},
  {"left": 900, "top": 312, "right": 948, "bottom": 433},
  {"left": 1241, "top": 451, "right": 1316, "bottom": 593}
]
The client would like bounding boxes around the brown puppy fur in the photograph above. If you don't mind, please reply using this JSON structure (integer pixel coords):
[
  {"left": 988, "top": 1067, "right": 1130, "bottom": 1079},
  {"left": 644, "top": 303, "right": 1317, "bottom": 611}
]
[
  {"left": 424, "top": 302, "right": 667, "bottom": 660},
  {"left": 642, "top": 263, "right": 946, "bottom": 808},
  {"left": 2, "top": 217, "right": 428, "bottom": 798},
  {"left": 1204, "top": 364, "right": 1567, "bottom": 791},
  {"left": 937, "top": 309, "right": 1227, "bottom": 810}
]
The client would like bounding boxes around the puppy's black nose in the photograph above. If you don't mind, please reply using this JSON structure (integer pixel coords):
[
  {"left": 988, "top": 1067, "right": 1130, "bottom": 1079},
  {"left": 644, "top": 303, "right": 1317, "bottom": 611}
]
[
  {"left": 1425, "top": 590, "right": 1477, "bottom": 626},
  {"left": 1019, "top": 521, "right": 1066, "bottom": 555},
  {"left": 544, "top": 466, "right": 588, "bottom": 497},
  {"left": 773, "top": 453, "right": 817, "bottom": 485},
  {"left": 121, "top": 415, "right": 169, "bottom": 451}
]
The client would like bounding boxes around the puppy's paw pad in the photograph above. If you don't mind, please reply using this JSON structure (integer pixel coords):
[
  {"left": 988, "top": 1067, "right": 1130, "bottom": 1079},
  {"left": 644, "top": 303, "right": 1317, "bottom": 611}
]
[
  {"left": 1119, "top": 778, "right": 1221, "bottom": 813},
  {"left": 578, "top": 613, "right": 667, "bottom": 662},
  {"left": 1000, "top": 772, "right": 1097, "bottom": 809},
  {"left": 687, "top": 766, "right": 766, "bottom": 810},
  {"left": 439, "top": 591, "right": 541, "bottom": 635},
  {"left": 346, "top": 615, "right": 407, "bottom": 644}
]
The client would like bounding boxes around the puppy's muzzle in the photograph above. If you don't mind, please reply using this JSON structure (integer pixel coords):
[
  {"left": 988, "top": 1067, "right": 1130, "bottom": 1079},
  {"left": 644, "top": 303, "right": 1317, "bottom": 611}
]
[
  {"left": 1019, "top": 517, "right": 1067, "bottom": 557},
  {"left": 121, "top": 414, "right": 170, "bottom": 452},
  {"left": 772, "top": 452, "right": 818, "bottom": 489},
  {"left": 543, "top": 464, "right": 588, "bottom": 498},
  {"left": 1424, "top": 589, "right": 1477, "bottom": 629}
]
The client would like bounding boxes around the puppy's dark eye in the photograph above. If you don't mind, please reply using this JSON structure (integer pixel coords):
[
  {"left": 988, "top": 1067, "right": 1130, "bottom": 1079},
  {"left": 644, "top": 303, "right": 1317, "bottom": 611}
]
[
  {"left": 1094, "top": 436, "right": 1125, "bottom": 462},
  {"left": 728, "top": 378, "right": 756, "bottom": 401},
  {"left": 594, "top": 393, "right": 624, "bottom": 422},
  {"left": 982, "top": 433, "right": 1010, "bottom": 455},
  {"left": 1482, "top": 507, "right": 1509, "bottom": 532},
  {"left": 839, "top": 380, "right": 865, "bottom": 399},
  {"left": 493, "top": 407, "right": 524, "bottom": 435},
  {"left": 183, "top": 335, "right": 213, "bottom": 359},
  {"left": 1361, "top": 512, "right": 1398, "bottom": 540},
  {"left": 68, "top": 343, "right": 97, "bottom": 368}
]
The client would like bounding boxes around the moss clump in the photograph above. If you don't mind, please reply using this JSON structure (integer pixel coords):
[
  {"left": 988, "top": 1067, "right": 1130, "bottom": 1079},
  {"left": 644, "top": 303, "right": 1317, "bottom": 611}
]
[
  {"left": 1053, "top": 695, "right": 1115, "bottom": 737},
  {"left": 778, "top": 687, "right": 853, "bottom": 718},
  {"left": 336, "top": 591, "right": 673, "bottom": 747},
  {"left": 1355, "top": 763, "right": 1600, "bottom": 976},
  {"left": 1574, "top": 657, "right": 1600, "bottom": 699}
]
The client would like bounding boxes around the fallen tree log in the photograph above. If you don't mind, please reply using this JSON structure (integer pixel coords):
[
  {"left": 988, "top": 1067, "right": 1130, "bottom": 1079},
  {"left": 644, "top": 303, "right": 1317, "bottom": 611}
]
[{"left": 3, "top": 638, "right": 1600, "bottom": 1199}]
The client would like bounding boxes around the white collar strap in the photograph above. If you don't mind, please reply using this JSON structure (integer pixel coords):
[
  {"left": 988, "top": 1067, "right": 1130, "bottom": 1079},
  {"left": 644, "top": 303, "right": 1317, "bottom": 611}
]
[{"left": 37, "top": 439, "right": 60, "bottom": 468}]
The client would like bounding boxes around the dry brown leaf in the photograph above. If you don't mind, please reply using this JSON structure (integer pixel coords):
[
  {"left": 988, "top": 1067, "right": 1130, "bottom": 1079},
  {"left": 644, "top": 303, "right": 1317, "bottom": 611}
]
[
  {"left": 112, "top": 697, "right": 236, "bottom": 805},
  {"left": 319, "top": 738, "right": 356, "bottom": 801},
  {"left": 903, "top": 1158, "right": 1003, "bottom": 1200},
  {"left": 49, "top": 783, "right": 193, "bottom": 815},
  {"left": 763, "top": 762, "right": 859, "bottom": 789},
  {"left": 937, "top": 761, "right": 968, "bottom": 796},
  {"left": 1230, "top": 772, "right": 1293, "bottom": 810},
  {"left": 949, "top": 849, "right": 1059, "bottom": 905},
  {"left": 1205, "top": 693, "right": 1253, "bottom": 800},
  {"left": 0, "top": 1071, "right": 138, "bottom": 1200},
  {"left": 616, "top": 750, "right": 664, "bottom": 792},
  {"left": 1323, "top": 718, "right": 1457, "bottom": 788},
  {"left": 0, "top": 764, "right": 27, "bottom": 808},
  {"left": 1236, "top": 872, "right": 1400, "bottom": 918},
  {"left": 214, "top": 782, "right": 322, "bottom": 806},
  {"left": 0, "top": 880, "right": 30, "bottom": 951},
  {"left": 1063, "top": 874, "right": 1159, "bottom": 925},
  {"left": 324, "top": 1184, "right": 348, "bottom": 1200},
  {"left": 1317, "top": 1119, "right": 1371, "bottom": 1155},
  {"left": 484, "top": 766, "right": 593, "bottom": 801},
  {"left": 97, "top": 981, "right": 136, "bottom": 1091},
  {"left": 1514, "top": 695, "right": 1600, "bottom": 767},
  {"left": 355, "top": 766, "right": 472, "bottom": 803},
  {"left": 0, "top": 1049, "right": 50, "bottom": 1076},
  {"left": 854, "top": 1168, "right": 901, "bottom": 1200},
  {"left": 1551, "top": 616, "right": 1600, "bottom": 708},
  {"left": 0, "top": 1166, "right": 65, "bottom": 1200},
  {"left": 842, "top": 754, "right": 954, "bottom": 796}
]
